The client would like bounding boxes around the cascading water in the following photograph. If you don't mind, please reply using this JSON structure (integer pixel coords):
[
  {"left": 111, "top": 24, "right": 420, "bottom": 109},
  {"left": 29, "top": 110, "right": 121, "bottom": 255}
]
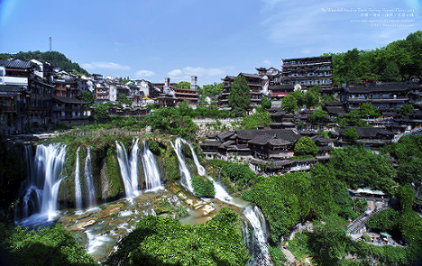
[
  {"left": 171, "top": 138, "right": 194, "bottom": 194},
  {"left": 115, "top": 140, "right": 140, "bottom": 198},
  {"left": 243, "top": 205, "right": 272, "bottom": 266},
  {"left": 142, "top": 140, "right": 163, "bottom": 191},
  {"left": 74, "top": 147, "right": 83, "bottom": 211},
  {"left": 180, "top": 138, "right": 234, "bottom": 204},
  {"left": 85, "top": 147, "right": 96, "bottom": 208},
  {"left": 181, "top": 138, "right": 205, "bottom": 176},
  {"left": 18, "top": 143, "right": 67, "bottom": 226}
]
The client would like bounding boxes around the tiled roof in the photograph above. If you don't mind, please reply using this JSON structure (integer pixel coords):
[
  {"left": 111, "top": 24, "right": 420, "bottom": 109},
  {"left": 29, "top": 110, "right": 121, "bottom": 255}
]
[{"left": 0, "top": 58, "right": 34, "bottom": 69}]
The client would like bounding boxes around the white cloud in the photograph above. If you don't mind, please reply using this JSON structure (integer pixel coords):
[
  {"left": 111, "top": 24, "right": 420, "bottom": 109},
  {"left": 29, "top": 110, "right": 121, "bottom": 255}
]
[
  {"left": 168, "top": 69, "right": 183, "bottom": 76},
  {"left": 168, "top": 66, "right": 228, "bottom": 77},
  {"left": 167, "top": 66, "right": 231, "bottom": 83},
  {"left": 263, "top": 59, "right": 272, "bottom": 66},
  {"left": 135, "top": 69, "right": 155, "bottom": 78},
  {"left": 81, "top": 62, "right": 130, "bottom": 71}
]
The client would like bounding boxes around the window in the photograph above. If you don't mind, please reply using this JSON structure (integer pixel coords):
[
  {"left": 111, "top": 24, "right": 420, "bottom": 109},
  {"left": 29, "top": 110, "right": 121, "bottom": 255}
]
[{"left": 0, "top": 67, "right": 5, "bottom": 76}]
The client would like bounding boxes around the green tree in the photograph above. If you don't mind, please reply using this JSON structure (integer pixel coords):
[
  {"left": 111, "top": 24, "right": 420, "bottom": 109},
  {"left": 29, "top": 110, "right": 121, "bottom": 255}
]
[
  {"left": 309, "top": 214, "right": 349, "bottom": 263},
  {"left": 117, "top": 93, "right": 131, "bottom": 106},
  {"left": 192, "top": 176, "right": 215, "bottom": 197},
  {"left": 282, "top": 94, "right": 298, "bottom": 113},
  {"left": 327, "top": 146, "right": 396, "bottom": 192},
  {"left": 93, "top": 103, "right": 110, "bottom": 123},
  {"left": 310, "top": 163, "right": 339, "bottom": 218},
  {"left": 381, "top": 62, "right": 401, "bottom": 81},
  {"left": 397, "top": 157, "right": 422, "bottom": 185},
  {"left": 108, "top": 208, "right": 249, "bottom": 265},
  {"left": 81, "top": 91, "right": 94, "bottom": 104},
  {"left": 342, "top": 127, "right": 359, "bottom": 141},
  {"left": 241, "top": 110, "right": 272, "bottom": 129},
  {"left": 7, "top": 225, "right": 96, "bottom": 265},
  {"left": 294, "top": 137, "right": 318, "bottom": 156},
  {"left": 176, "top": 81, "right": 191, "bottom": 89},
  {"left": 304, "top": 87, "right": 320, "bottom": 108},
  {"left": 292, "top": 90, "right": 305, "bottom": 106},
  {"left": 202, "top": 83, "right": 223, "bottom": 97},
  {"left": 261, "top": 96, "right": 272, "bottom": 109},
  {"left": 359, "top": 102, "right": 380, "bottom": 118},
  {"left": 228, "top": 76, "right": 251, "bottom": 116},
  {"left": 397, "top": 104, "right": 414, "bottom": 117},
  {"left": 309, "top": 109, "right": 328, "bottom": 123},
  {"left": 366, "top": 209, "right": 399, "bottom": 232}
]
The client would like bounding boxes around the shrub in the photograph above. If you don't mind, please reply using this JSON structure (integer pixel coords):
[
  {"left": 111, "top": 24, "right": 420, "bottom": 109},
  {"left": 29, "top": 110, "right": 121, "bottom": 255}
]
[{"left": 192, "top": 176, "right": 215, "bottom": 197}]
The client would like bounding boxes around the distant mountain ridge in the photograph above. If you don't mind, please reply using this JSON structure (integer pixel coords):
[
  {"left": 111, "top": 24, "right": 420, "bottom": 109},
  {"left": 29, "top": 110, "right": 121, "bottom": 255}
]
[{"left": 0, "top": 51, "right": 89, "bottom": 76}]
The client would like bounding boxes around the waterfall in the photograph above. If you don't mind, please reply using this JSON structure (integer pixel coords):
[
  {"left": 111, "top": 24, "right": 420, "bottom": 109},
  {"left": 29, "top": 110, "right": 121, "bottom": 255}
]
[
  {"left": 75, "top": 147, "right": 83, "bottom": 211},
  {"left": 181, "top": 138, "right": 205, "bottom": 176},
  {"left": 115, "top": 140, "right": 140, "bottom": 198},
  {"left": 142, "top": 140, "right": 163, "bottom": 191},
  {"left": 178, "top": 138, "right": 234, "bottom": 204},
  {"left": 171, "top": 138, "right": 194, "bottom": 194},
  {"left": 18, "top": 143, "right": 67, "bottom": 226},
  {"left": 84, "top": 147, "right": 96, "bottom": 208},
  {"left": 243, "top": 205, "right": 272, "bottom": 266}
]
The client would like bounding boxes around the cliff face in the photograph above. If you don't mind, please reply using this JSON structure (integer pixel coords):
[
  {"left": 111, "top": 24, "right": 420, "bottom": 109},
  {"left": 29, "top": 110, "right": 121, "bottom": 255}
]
[
  {"left": 31, "top": 136, "right": 180, "bottom": 210},
  {"left": 0, "top": 140, "right": 26, "bottom": 216},
  {"left": 8, "top": 134, "right": 206, "bottom": 220}
]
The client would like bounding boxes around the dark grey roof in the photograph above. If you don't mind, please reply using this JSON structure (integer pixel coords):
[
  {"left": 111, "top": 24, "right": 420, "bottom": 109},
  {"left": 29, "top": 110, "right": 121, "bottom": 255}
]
[
  {"left": 200, "top": 140, "right": 220, "bottom": 147},
  {"left": 341, "top": 127, "right": 394, "bottom": 138},
  {"left": 325, "top": 106, "right": 346, "bottom": 115},
  {"left": 0, "top": 58, "right": 34, "bottom": 69},
  {"left": 218, "top": 131, "right": 234, "bottom": 141},
  {"left": 236, "top": 129, "right": 301, "bottom": 143}
]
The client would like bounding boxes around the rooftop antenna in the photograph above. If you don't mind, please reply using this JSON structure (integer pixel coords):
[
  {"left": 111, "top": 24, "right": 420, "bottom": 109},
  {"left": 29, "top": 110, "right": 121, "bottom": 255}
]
[{"left": 49, "top": 37, "right": 52, "bottom": 51}]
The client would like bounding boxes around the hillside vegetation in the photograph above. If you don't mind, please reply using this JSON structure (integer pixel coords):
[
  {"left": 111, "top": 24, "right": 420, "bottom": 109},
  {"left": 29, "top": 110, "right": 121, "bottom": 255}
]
[{"left": 0, "top": 51, "right": 89, "bottom": 76}]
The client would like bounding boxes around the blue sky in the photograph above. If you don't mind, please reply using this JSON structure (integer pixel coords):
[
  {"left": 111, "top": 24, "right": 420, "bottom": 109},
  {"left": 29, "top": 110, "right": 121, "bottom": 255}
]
[{"left": 0, "top": 0, "right": 420, "bottom": 84}]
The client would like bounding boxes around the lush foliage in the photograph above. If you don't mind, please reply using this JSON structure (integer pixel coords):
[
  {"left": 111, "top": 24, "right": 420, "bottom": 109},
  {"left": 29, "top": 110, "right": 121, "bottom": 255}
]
[
  {"left": 176, "top": 81, "right": 191, "bottom": 89},
  {"left": 294, "top": 137, "right": 318, "bottom": 156},
  {"left": 327, "top": 146, "right": 396, "bottom": 192},
  {"left": 228, "top": 76, "right": 251, "bottom": 116},
  {"left": 3, "top": 224, "right": 96, "bottom": 265},
  {"left": 81, "top": 91, "right": 95, "bottom": 104},
  {"left": 308, "top": 108, "right": 328, "bottom": 123},
  {"left": 303, "top": 86, "right": 321, "bottom": 108},
  {"left": 281, "top": 93, "right": 298, "bottom": 113},
  {"left": 396, "top": 103, "right": 414, "bottom": 117},
  {"left": 210, "top": 160, "right": 256, "bottom": 192},
  {"left": 243, "top": 172, "right": 313, "bottom": 242},
  {"left": 146, "top": 107, "right": 199, "bottom": 140},
  {"left": 327, "top": 31, "right": 422, "bottom": 84},
  {"left": 342, "top": 127, "right": 359, "bottom": 141},
  {"left": 382, "top": 135, "right": 422, "bottom": 185},
  {"left": 0, "top": 51, "right": 89, "bottom": 75},
  {"left": 93, "top": 103, "right": 111, "bottom": 123},
  {"left": 261, "top": 96, "right": 272, "bottom": 109},
  {"left": 241, "top": 109, "right": 272, "bottom": 129},
  {"left": 201, "top": 83, "right": 223, "bottom": 97},
  {"left": 192, "top": 176, "right": 215, "bottom": 197},
  {"left": 366, "top": 208, "right": 399, "bottom": 232},
  {"left": 107, "top": 208, "right": 249, "bottom": 265}
]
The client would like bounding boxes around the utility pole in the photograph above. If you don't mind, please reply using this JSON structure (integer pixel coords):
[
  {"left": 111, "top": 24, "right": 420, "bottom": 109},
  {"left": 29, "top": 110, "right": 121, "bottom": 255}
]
[{"left": 49, "top": 37, "right": 52, "bottom": 51}]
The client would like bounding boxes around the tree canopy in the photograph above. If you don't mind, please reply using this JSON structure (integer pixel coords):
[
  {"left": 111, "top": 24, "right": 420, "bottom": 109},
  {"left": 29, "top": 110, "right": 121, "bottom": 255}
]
[
  {"left": 107, "top": 208, "right": 249, "bottom": 265},
  {"left": 328, "top": 31, "right": 422, "bottom": 84},
  {"left": 294, "top": 137, "right": 318, "bottom": 156},
  {"left": 0, "top": 51, "right": 89, "bottom": 75},
  {"left": 228, "top": 76, "right": 250, "bottom": 116}
]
